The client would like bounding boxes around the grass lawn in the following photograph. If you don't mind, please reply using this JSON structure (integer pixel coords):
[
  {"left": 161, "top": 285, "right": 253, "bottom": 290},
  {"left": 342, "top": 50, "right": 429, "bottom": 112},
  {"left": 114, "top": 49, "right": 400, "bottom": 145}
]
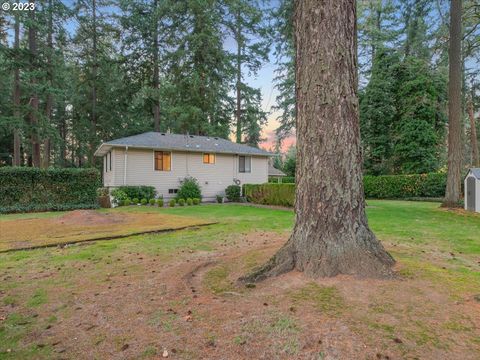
[{"left": 0, "top": 201, "right": 479, "bottom": 359}]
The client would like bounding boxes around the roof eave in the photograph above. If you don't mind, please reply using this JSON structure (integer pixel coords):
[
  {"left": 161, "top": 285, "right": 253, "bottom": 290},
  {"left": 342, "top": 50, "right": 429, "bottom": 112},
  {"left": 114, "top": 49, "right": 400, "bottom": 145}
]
[{"left": 97, "top": 143, "right": 272, "bottom": 157}]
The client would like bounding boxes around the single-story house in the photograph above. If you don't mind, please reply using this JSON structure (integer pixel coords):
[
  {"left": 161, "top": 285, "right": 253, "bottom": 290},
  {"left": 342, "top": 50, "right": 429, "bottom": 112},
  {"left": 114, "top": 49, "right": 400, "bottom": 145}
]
[
  {"left": 94, "top": 132, "right": 272, "bottom": 200},
  {"left": 268, "top": 161, "right": 287, "bottom": 182}
]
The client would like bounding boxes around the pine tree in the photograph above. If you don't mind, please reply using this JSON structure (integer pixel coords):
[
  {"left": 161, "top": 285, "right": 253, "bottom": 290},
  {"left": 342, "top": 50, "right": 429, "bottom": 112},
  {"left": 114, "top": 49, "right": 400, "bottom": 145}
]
[
  {"left": 360, "top": 47, "right": 400, "bottom": 174},
  {"left": 223, "top": 0, "right": 269, "bottom": 145},
  {"left": 271, "top": 0, "right": 295, "bottom": 143}
]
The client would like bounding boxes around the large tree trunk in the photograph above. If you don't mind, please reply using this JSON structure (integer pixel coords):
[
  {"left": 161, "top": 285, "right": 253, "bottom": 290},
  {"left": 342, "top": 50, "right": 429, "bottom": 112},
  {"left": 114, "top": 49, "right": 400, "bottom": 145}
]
[
  {"left": 235, "top": 8, "right": 242, "bottom": 143},
  {"left": 13, "top": 13, "right": 21, "bottom": 166},
  {"left": 242, "top": 0, "right": 394, "bottom": 282},
  {"left": 153, "top": 0, "right": 160, "bottom": 132},
  {"left": 42, "top": 0, "right": 54, "bottom": 169},
  {"left": 467, "top": 93, "right": 479, "bottom": 167},
  {"left": 89, "top": 0, "right": 98, "bottom": 166},
  {"left": 29, "top": 0, "right": 41, "bottom": 168},
  {"left": 443, "top": 0, "right": 463, "bottom": 207}
]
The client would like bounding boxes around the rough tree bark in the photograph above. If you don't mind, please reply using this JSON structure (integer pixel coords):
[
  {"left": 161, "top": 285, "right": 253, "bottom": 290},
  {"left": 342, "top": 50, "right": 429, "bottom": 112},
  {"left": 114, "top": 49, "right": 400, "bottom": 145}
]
[
  {"left": 13, "top": 13, "right": 21, "bottom": 166},
  {"left": 242, "top": 0, "right": 394, "bottom": 282},
  {"left": 153, "top": 0, "right": 160, "bottom": 132},
  {"left": 90, "top": 0, "right": 98, "bottom": 166},
  {"left": 443, "top": 0, "right": 463, "bottom": 207},
  {"left": 235, "top": 7, "right": 242, "bottom": 144},
  {"left": 467, "top": 92, "right": 479, "bottom": 167},
  {"left": 42, "top": 0, "right": 54, "bottom": 169},
  {"left": 29, "top": 0, "right": 41, "bottom": 168}
]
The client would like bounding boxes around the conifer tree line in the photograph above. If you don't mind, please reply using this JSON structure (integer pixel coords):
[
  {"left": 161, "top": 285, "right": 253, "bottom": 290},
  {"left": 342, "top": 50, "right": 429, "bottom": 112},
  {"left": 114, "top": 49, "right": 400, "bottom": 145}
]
[
  {"left": 273, "top": 0, "right": 480, "bottom": 178},
  {"left": 0, "top": 0, "right": 269, "bottom": 167},
  {"left": 0, "top": 0, "right": 479, "bottom": 181}
]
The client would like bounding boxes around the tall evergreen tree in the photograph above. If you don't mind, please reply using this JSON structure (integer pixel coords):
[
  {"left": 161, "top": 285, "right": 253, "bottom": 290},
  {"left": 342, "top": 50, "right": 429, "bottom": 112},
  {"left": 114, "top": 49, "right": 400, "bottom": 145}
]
[
  {"left": 360, "top": 47, "right": 400, "bottom": 175},
  {"left": 223, "top": 0, "right": 269, "bottom": 145}
]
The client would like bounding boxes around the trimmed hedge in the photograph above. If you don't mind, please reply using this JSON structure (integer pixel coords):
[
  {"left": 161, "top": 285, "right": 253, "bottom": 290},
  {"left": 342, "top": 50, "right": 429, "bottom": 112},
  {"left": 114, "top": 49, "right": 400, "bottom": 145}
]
[
  {"left": 363, "top": 173, "right": 446, "bottom": 199},
  {"left": 0, "top": 167, "right": 100, "bottom": 213},
  {"left": 246, "top": 173, "right": 447, "bottom": 207},
  {"left": 244, "top": 183, "right": 295, "bottom": 207}
]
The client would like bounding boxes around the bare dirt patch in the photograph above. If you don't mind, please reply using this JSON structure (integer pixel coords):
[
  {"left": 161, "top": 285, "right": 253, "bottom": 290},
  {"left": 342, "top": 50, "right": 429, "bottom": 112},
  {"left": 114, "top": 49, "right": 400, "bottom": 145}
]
[
  {"left": 0, "top": 210, "right": 212, "bottom": 252},
  {"left": 6, "top": 230, "right": 478, "bottom": 359}
]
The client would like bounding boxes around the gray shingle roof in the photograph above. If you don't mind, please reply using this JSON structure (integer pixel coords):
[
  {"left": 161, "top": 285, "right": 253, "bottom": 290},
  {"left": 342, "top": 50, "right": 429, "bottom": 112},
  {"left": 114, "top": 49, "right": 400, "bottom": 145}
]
[
  {"left": 268, "top": 163, "right": 286, "bottom": 176},
  {"left": 95, "top": 132, "right": 272, "bottom": 157},
  {"left": 469, "top": 168, "right": 480, "bottom": 179}
]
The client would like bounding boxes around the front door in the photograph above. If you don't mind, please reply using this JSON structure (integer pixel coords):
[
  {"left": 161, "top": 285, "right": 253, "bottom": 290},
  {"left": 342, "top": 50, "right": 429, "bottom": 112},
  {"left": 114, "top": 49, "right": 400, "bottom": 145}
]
[{"left": 466, "top": 177, "right": 476, "bottom": 211}]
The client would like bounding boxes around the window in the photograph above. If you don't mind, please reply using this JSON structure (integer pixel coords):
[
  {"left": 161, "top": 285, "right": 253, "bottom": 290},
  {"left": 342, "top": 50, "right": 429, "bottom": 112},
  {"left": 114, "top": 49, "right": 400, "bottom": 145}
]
[
  {"left": 203, "top": 153, "right": 215, "bottom": 164},
  {"left": 168, "top": 189, "right": 178, "bottom": 194},
  {"left": 154, "top": 151, "right": 171, "bottom": 171},
  {"left": 239, "top": 156, "right": 251, "bottom": 173},
  {"left": 104, "top": 152, "right": 112, "bottom": 172}
]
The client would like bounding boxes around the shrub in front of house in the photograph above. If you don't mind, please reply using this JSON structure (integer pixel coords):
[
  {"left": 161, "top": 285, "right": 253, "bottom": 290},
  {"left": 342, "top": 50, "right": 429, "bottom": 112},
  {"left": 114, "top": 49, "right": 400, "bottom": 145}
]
[
  {"left": 141, "top": 198, "right": 148, "bottom": 205},
  {"left": 0, "top": 167, "right": 100, "bottom": 214},
  {"left": 169, "top": 199, "right": 176, "bottom": 207},
  {"left": 216, "top": 195, "right": 223, "bottom": 203},
  {"left": 178, "top": 198, "right": 185, "bottom": 206},
  {"left": 157, "top": 198, "right": 164, "bottom": 207},
  {"left": 132, "top": 198, "right": 139, "bottom": 204},
  {"left": 117, "top": 186, "right": 157, "bottom": 201},
  {"left": 193, "top": 198, "right": 200, "bottom": 205},
  {"left": 124, "top": 199, "right": 132, "bottom": 206},
  {"left": 176, "top": 177, "right": 202, "bottom": 201},
  {"left": 186, "top": 198, "right": 193, "bottom": 206},
  {"left": 111, "top": 189, "right": 129, "bottom": 206},
  {"left": 225, "top": 185, "right": 241, "bottom": 202},
  {"left": 149, "top": 199, "right": 156, "bottom": 205}
]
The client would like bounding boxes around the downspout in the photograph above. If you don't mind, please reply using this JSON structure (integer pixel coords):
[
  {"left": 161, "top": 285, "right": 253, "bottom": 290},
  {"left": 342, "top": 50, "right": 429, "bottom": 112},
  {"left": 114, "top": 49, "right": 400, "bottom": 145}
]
[{"left": 123, "top": 146, "right": 128, "bottom": 185}]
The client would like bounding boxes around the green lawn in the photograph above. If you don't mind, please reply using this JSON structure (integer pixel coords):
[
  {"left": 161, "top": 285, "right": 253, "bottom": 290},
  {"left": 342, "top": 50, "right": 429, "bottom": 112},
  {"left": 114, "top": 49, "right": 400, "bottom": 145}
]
[{"left": 0, "top": 201, "right": 479, "bottom": 359}]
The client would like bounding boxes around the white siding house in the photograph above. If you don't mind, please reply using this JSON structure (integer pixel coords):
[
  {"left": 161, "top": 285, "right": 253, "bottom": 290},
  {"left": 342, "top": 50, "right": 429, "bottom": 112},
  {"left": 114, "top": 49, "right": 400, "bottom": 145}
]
[{"left": 94, "top": 132, "right": 271, "bottom": 200}]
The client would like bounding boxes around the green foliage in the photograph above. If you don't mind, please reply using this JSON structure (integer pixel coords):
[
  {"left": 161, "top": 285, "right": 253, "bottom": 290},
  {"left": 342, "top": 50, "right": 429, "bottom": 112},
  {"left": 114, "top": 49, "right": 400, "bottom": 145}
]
[
  {"left": 111, "top": 189, "right": 129, "bottom": 205},
  {"left": 169, "top": 199, "right": 176, "bottom": 207},
  {"left": 364, "top": 173, "right": 447, "bottom": 199},
  {"left": 186, "top": 198, "right": 193, "bottom": 206},
  {"left": 244, "top": 183, "right": 295, "bottom": 207},
  {"left": 124, "top": 199, "right": 131, "bottom": 206},
  {"left": 176, "top": 177, "right": 202, "bottom": 201},
  {"left": 96, "top": 187, "right": 109, "bottom": 197},
  {"left": 178, "top": 198, "right": 185, "bottom": 206},
  {"left": 360, "top": 48, "right": 400, "bottom": 175},
  {"left": 282, "top": 145, "right": 296, "bottom": 177},
  {"left": 193, "top": 198, "right": 200, "bottom": 205},
  {"left": 157, "top": 199, "right": 164, "bottom": 207},
  {"left": 268, "top": 176, "right": 294, "bottom": 184},
  {"left": 140, "top": 198, "right": 148, "bottom": 205},
  {"left": 0, "top": 167, "right": 100, "bottom": 214},
  {"left": 132, "top": 198, "right": 139, "bottom": 204},
  {"left": 225, "top": 185, "right": 241, "bottom": 202},
  {"left": 216, "top": 195, "right": 223, "bottom": 203},
  {"left": 149, "top": 199, "right": 156, "bottom": 205},
  {"left": 118, "top": 186, "right": 157, "bottom": 201},
  {"left": 394, "top": 57, "right": 447, "bottom": 174}
]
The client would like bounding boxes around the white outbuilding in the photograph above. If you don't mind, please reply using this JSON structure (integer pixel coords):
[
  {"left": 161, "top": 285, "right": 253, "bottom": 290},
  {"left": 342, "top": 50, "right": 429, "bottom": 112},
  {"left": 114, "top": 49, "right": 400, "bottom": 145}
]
[{"left": 464, "top": 168, "right": 480, "bottom": 213}]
